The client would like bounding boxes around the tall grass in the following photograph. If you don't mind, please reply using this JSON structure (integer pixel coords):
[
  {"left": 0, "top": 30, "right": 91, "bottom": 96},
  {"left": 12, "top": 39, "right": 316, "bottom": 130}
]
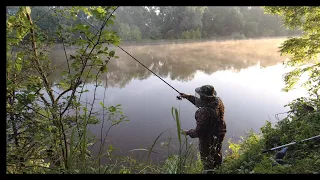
[{"left": 158, "top": 107, "right": 203, "bottom": 174}]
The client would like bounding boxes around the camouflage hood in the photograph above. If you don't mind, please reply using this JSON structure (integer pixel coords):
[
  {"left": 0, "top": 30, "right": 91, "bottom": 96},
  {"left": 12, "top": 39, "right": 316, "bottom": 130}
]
[{"left": 195, "top": 85, "right": 217, "bottom": 98}]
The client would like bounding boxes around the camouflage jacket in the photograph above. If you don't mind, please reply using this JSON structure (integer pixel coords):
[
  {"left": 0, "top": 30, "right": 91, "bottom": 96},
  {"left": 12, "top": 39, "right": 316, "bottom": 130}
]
[{"left": 186, "top": 95, "right": 226, "bottom": 139}]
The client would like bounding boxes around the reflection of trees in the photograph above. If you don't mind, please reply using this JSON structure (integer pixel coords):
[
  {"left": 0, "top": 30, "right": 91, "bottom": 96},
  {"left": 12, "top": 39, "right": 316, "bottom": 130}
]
[{"left": 50, "top": 38, "right": 288, "bottom": 88}]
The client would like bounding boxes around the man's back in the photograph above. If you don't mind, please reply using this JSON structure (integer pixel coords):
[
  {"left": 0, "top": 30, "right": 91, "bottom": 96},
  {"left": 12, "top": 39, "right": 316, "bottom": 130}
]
[{"left": 195, "top": 97, "right": 226, "bottom": 139}]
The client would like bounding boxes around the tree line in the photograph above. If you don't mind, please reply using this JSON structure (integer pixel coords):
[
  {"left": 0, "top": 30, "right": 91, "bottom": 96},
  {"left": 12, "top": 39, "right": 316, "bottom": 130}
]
[
  {"left": 7, "top": 6, "right": 302, "bottom": 41},
  {"left": 111, "top": 6, "right": 302, "bottom": 40}
]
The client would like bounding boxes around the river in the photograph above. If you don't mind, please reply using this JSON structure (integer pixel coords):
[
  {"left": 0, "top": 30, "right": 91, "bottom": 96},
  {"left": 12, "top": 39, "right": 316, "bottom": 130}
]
[{"left": 49, "top": 38, "right": 306, "bottom": 165}]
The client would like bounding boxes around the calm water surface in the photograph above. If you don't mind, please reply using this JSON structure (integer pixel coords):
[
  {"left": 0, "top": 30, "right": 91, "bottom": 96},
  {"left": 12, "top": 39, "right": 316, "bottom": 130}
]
[{"left": 50, "top": 38, "right": 306, "bottom": 164}]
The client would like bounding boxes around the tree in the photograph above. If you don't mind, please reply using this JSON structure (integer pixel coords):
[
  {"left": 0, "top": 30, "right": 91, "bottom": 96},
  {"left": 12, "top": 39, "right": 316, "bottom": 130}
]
[
  {"left": 130, "top": 25, "right": 142, "bottom": 40},
  {"left": 111, "top": 6, "right": 303, "bottom": 40},
  {"left": 224, "top": 7, "right": 245, "bottom": 35},
  {"left": 264, "top": 6, "right": 320, "bottom": 112},
  {"left": 243, "top": 21, "right": 258, "bottom": 38},
  {"left": 263, "top": 6, "right": 320, "bottom": 106},
  {"left": 6, "top": 6, "right": 127, "bottom": 173},
  {"left": 145, "top": 6, "right": 163, "bottom": 39},
  {"left": 158, "top": 6, "right": 186, "bottom": 39},
  {"left": 179, "top": 7, "right": 205, "bottom": 33},
  {"left": 117, "top": 22, "right": 131, "bottom": 40},
  {"left": 203, "top": 7, "right": 230, "bottom": 37}
]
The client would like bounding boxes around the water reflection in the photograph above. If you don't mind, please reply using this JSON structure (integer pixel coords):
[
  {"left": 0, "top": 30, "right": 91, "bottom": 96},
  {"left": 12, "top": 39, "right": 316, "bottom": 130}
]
[{"left": 50, "top": 38, "right": 287, "bottom": 88}]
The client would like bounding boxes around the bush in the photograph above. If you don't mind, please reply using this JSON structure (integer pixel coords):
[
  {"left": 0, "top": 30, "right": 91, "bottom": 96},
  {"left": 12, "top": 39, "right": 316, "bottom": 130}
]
[{"left": 216, "top": 95, "right": 320, "bottom": 174}]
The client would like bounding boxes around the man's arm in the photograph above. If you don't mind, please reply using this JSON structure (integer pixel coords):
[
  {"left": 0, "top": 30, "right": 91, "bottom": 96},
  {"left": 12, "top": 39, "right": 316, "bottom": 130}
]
[
  {"left": 180, "top": 93, "right": 201, "bottom": 106},
  {"left": 186, "top": 95, "right": 197, "bottom": 106},
  {"left": 187, "top": 121, "right": 204, "bottom": 138},
  {"left": 187, "top": 109, "right": 210, "bottom": 138}
]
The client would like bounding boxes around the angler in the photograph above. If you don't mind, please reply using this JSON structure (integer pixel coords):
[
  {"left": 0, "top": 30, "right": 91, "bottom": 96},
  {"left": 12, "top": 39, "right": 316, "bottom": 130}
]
[{"left": 180, "top": 85, "right": 227, "bottom": 173}]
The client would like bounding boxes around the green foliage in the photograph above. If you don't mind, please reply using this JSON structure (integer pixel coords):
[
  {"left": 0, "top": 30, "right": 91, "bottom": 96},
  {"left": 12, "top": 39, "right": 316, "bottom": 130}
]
[
  {"left": 263, "top": 6, "right": 320, "bottom": 92},
  {"left": 130, "top": 25, "right": 142, "bottom": 40},
  {"left": 15, "top": 6, "right": 303, "bottom": 41},
  {"left": 117, "top": 22, "right": 131, "bottom": 40},
  {"left": 101, "top": 6, "right": 303, "bottom": 41},
  {"left": 216, "top": 96, "right": 320, "bottom": 174},
  {"left": 6, "top": 6, "right": 127, "bottom": 174},
  {"left": 117, "top": 22, "right": 142, "bottom": 41}
]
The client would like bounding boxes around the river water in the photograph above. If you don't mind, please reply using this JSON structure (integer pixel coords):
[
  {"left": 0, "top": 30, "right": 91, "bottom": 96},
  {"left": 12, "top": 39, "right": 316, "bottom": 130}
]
[{"left": 50, "top": 38, "right": 306, "bottom": 164}]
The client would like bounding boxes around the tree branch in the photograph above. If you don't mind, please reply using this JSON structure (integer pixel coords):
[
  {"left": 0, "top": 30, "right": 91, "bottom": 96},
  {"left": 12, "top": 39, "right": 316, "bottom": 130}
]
[
  {"left": 60, "top": 7, "right": 118, "bottom": 117},
  {"left": 26, "top": 12, "right": 56, "bottom": 106}
]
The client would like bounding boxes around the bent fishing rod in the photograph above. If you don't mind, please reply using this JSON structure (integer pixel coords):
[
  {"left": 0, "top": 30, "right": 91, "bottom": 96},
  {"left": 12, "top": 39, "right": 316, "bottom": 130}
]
[{"left": 117, "top": 45, "right": 183, "bottom": 100}]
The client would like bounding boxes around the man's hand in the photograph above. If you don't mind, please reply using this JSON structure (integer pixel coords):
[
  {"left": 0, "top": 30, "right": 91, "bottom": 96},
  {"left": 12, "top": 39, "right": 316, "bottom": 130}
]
[
  {"left": 181, "top": 130, "right": 189, "bottom": 136},
  {"left": 180, "top": 93, "right": 189, "bottom": 99}
]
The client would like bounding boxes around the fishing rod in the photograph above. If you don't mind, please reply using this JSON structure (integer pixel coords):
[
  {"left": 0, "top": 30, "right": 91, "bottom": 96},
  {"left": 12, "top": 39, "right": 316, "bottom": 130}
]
[
  {"left": 262, "top": 134, "right": 320, "bottom": 154},
  {"left": 117, "top": 45, "right": 183, "bottom": 100}
]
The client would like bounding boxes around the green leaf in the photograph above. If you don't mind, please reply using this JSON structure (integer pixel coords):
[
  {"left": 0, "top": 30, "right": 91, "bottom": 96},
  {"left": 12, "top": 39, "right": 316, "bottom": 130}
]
[
  {"left": 83, "top": 8, "right": 92, "bottom": 17},
  {"left": 7, "top": 79, "right": 12, "bottom": 86},
  {"left": 97, "top": 50, "right": 104, "bottom": 54},
  {"left": 7, "top": 38, "right": 20, "bottom": 44},
  {"left": 14, "top": 52, "right": 25, "bottom": 73},
  {"left": 109, "top": 51, "right": 115, "bottom": 57},
  {"left": 100, "top": 102, "right": 105, "bottom": 108},
  {"left": 7, "top": 16, "right": 16, "bottom": 24},
  {"left": 112, "top": 40, "right": 120, "bottom": 46},
  {"left": 108, "top": 144, "right": 114, "bottom": 151},
  {"left": 74, "top": 24, "right": 89, "bottom": 32},
  {"left": 108, "top": 106, "right": 116, "bottom": 112},
  {"left": 90, "top": 7, "right": 105, "bottom": 20},
  {"left": 59, "top": 82, "right": 70, "bottom": 90},
  {"left": 14, "top": 62, "right": 22, "bottom": 73},
  {"left": 100, "top": 65, "right": 107, "bottom": 73},
  {"left": 96, "top": 7, "right": 105, "bottom": 14},
  {"left": 27, "top": 94, "right": 36, "bottom": 102}
]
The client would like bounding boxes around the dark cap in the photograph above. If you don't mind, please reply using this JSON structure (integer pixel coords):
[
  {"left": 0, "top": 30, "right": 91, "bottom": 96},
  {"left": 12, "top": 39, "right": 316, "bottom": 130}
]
[{"left": 195, "top": 85, "right": 217, "bottom": 97}]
